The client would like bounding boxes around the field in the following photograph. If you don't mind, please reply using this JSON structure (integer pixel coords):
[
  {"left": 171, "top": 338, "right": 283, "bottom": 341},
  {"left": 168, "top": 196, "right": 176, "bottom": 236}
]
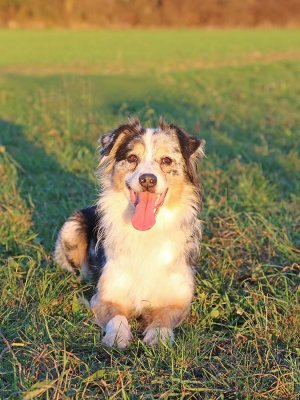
[{"left": 0, "top": 29, "right": 299, "bottom": 399}]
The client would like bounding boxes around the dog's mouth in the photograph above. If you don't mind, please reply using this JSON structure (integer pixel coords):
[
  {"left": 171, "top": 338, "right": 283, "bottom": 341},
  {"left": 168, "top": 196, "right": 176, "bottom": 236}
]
[{"left": 126, "top": 185, "right": 168, "bottom": 231}]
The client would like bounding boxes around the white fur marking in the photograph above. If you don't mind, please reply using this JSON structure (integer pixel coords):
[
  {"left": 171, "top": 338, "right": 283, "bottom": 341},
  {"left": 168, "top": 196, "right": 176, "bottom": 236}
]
[
  {"left": 143, "top": 327, "right": 174, "bottom": 345},
  {"left": 97, "top": 189, "right": 194, "bottom": 314},
  {"left": 60, "top": 220, "right": 82, "bottom": 248},
  {"left": 158, "top": 241, "right": 174, "bottom": 265},
  {"left": 102, "top": 315, "right": 132, "bottom": 349},
  {"left": 143, "top": 129, "right": 155, "bottom": 162}
]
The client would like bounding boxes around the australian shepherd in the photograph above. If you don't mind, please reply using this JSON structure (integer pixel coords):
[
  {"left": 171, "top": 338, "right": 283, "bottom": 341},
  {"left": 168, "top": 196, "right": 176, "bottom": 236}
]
[{"left": 55, "top": 117, "right": 205, "bottom": 348}]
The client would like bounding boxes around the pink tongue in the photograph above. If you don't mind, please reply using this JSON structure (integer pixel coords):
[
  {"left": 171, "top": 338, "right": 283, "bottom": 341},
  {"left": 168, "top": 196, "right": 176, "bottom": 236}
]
[{"left": 131, "top": 191, "right": 157, "bottom": 231}]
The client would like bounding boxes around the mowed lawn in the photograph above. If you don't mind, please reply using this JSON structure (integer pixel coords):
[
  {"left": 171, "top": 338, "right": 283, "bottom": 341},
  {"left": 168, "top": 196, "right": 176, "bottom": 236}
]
[{"left": 0, "top": 29, "right": 299, "bottom": 399}]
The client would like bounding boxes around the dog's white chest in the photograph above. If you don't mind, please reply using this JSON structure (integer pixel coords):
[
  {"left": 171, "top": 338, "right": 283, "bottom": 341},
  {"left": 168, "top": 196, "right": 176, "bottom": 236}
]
[{"left": 100, "top": 229, "right": 194, "bottom": 313}]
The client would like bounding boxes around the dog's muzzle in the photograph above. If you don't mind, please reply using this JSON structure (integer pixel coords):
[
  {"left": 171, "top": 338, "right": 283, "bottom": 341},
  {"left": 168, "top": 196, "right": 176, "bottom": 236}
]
[{"left": 127, "top": 175, "right": 167, "bottom": 231}]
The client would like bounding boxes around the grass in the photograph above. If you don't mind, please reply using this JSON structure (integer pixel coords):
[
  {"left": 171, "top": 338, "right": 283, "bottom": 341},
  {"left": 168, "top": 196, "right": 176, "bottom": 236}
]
[
  {"left": 1, "top": 29, "right": 300, "bottom": 73},
  {"left": 0, "top": 29, "right": 299, "bottom": 399}
]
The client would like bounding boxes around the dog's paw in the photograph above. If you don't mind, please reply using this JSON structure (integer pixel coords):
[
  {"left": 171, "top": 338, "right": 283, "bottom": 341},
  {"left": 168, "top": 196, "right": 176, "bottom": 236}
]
[
  {"left": 102, "top": 331, "right": 132, "bottom": 349},
  {"left": 143, "top": 327, "right": 174, "bottom": 345},
  {"left": 102, "top": 315, "right": 132, "bottom": 349}
]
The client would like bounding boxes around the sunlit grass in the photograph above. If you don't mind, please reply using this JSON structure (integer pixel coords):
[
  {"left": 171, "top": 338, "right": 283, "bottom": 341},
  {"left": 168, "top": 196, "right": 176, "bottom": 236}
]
[
  {"left": 0, "top": 30, "right": 299, "bottom": 399},
  {"left": 0, "top": 29, "right": 300, "bottom": 73}
]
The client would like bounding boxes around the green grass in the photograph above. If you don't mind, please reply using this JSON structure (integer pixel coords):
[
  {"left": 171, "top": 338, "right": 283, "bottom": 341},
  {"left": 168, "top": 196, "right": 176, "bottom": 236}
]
[
  {"left": 0, "top": 29, "right": 299, "bottom": 399},
  {"left": 0, "top": 29, "right": 300, "bottom": 73}
]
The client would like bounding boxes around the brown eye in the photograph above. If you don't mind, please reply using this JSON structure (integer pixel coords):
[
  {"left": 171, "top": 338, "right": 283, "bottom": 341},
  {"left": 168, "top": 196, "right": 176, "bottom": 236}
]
[
  {"left": 161, "top": 157, "right": 172, "bottom": 166},
  {"left": 127, "top": 154, "right": 139, "bottom": 163}
]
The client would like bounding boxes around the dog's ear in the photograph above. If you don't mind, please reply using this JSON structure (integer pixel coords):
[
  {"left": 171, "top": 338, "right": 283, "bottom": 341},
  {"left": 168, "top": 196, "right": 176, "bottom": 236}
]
[
  {"left": 160, "top": 118, "right": 205, "bottom": 160},
  {"left": 186, "top": 134, "right": 205, "bottom": 162},
  {"left": 100, "top": 117, "right": 142, "bottom": 157},
  {"left": 163, "top": 120, "right": 205, "bottom": 184},
  {"left": 158, "top": 116, "right": 169, "bottom": 131}
]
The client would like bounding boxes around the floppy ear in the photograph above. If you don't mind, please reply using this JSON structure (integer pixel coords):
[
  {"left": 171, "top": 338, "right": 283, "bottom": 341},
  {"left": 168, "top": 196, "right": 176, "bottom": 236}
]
[
  {"left": 100, "top": 117, "right": 142, "bottom": 157},
  {"left": 159, "top": 117, "right": 205, "bottom": 184},
  {"left": 188, "top": 136, "right": 205, "bottom": 163},
  {"left": 159, "top": 117, "right": 205, "bottom": 160},
  {"left": 171, "top": 124, "right": 205, "bottom": 162},
  {"left": 174, "top": 126, "right": 205, "bottom": 184}
]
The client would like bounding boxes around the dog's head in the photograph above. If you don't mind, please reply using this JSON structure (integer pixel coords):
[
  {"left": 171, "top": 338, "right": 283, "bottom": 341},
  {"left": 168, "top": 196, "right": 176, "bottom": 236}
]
[{"left": 99, "top": 117, "right": 205, "bottom": 231}]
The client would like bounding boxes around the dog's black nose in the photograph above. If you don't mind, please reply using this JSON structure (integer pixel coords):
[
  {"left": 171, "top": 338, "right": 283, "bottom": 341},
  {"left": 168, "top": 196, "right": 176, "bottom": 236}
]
[{"left": 139, "top": 173, "right": 157, "bottom": 189}]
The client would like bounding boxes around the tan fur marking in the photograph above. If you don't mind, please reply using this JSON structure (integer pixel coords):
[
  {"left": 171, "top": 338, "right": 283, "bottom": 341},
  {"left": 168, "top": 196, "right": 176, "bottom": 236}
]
[
  {"left": 112, "top": 163, "right": 127, "bottom": 191},
  {"left": 144, "top": 304, "right": 190, "bottom": 329},
  {"left": 66, "top": 237, "right": 87, "bottom": 267},
  {"left": 130, "top": 142, "right": 144, "bottom": 157},
  {"left": 112, "top": 141, "right": 145, "bottom": 191},
  {"left": 91, "top": 300, "right": 131, "bottom": 327},
  {"left": 54, "top": 213, "right": 88, "bottom": 273},
  {"left": 165, "top": 176, "right": 185, "bottom": 208}
]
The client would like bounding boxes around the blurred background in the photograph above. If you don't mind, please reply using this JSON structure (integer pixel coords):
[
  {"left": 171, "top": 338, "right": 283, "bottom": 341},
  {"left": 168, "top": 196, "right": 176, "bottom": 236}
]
[{"left": 1, "top": 0, "right": 300, "bottom": 27}]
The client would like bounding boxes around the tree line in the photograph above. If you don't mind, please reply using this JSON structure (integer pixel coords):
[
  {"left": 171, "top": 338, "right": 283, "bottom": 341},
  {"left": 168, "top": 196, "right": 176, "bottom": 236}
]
[{"left": 1, "top": 0, "right": 300, "bottom": 27}]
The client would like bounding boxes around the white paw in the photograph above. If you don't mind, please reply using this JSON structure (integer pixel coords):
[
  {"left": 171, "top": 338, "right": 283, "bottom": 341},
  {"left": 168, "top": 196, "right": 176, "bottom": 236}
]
[
  {"left": 143, "top": 327, "right": 174, "bottom": 345},
  {"left": 102, "top": 315, "right": 132, "bottom": 349}
]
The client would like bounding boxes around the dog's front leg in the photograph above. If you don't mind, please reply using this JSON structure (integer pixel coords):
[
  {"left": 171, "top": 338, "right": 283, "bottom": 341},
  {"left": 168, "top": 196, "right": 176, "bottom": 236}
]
[
  {"left": 143, "top": 305, "right": 190, "bottom": 345},
  {"left": 90, "top": 296, "right": 132, "bottom": 349}
]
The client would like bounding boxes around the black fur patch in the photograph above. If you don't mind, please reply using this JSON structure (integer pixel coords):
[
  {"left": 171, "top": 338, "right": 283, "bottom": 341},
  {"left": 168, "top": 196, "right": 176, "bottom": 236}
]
[
  {"left": 115, "top": 134, "right": 144, "bottom": 162},
  {"left": 80, "top": 206, "right": 106, "bottom": 279},
  {"left": 101, "top": 117, "right": 143, "bottom": 157},
  {"left": 169, "top": 124, "right": 203, "bottom": 185},
  {"left": 170, "top": 169, "right": 180, "bottom": 176},
  {"left": 80, "top": 205, "right": 99, "bottom": 244}
]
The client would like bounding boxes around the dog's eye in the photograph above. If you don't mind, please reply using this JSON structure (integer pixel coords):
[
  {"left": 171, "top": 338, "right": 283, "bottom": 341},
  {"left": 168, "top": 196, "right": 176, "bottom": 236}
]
[
  {"left": 161, "top": 157, "right": 172, "bottom": 166},
  {"left": 127, "top": 154, "right": 139, "bottom": 163}
]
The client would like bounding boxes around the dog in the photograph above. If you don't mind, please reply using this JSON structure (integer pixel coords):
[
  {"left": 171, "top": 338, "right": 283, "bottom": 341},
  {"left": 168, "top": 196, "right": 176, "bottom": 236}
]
[{"left": 55, "top": 117, "right": 205, "bottom": 348}]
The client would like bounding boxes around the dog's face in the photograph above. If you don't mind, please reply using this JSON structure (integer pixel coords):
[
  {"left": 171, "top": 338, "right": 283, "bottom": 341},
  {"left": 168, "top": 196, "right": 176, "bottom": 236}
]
[{"left": 100, "top": 118, "right": 204, "bottom": 231}]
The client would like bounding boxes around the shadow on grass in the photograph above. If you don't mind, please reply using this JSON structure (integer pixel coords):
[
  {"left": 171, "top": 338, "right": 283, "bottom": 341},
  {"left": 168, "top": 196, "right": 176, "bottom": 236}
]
[
  {"left": 0, "top": 119, "right": 97, "bottom": 253},
  {"left": 1, "top": 82, "right": 297, "bottom": 253}
]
